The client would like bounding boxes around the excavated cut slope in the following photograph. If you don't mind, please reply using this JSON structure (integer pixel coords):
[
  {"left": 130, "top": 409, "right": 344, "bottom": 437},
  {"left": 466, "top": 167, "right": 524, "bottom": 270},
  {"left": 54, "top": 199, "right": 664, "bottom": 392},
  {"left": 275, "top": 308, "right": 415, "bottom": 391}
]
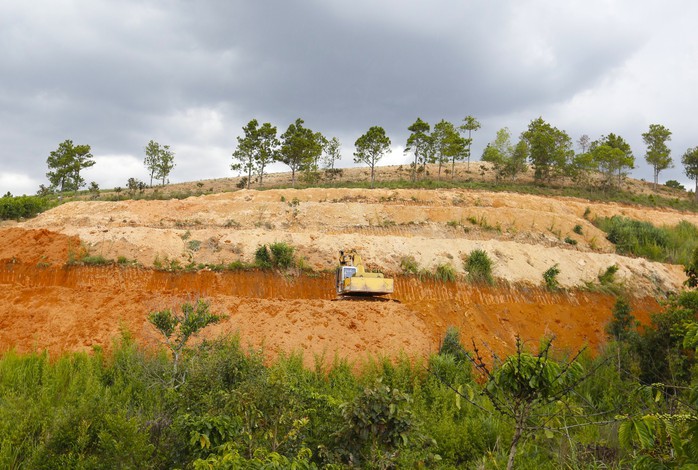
[{"left": 1, "top": 186, "right": 692, "bottom": 363}]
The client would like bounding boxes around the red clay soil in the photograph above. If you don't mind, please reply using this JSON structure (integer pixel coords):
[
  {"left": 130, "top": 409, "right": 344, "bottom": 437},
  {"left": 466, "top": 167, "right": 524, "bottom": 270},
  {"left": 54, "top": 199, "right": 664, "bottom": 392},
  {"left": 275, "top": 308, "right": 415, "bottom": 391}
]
[
  {"left": 0, "top": 228, "right": 83, "bottom": 265},
  {"left": 0, "top": 259, "right": 659, "bottom": 365}
]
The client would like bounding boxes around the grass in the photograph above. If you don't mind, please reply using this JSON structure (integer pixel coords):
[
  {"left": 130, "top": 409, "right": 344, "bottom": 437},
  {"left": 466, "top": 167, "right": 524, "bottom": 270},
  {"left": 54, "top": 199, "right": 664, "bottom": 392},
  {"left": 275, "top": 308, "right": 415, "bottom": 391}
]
[
  {"left": 594, "top": 216, "right": 698, "bottom": 265},
  {"left": 463, "top": 249, "right": 494, "bottom": 285}
]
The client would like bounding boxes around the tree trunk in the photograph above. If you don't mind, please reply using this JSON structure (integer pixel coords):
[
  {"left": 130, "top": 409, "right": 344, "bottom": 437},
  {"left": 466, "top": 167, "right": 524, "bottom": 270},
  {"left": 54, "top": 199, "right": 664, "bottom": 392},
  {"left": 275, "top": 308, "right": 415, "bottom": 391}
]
[
  {"left": 451, "top": 157, "right": 455, "bottom": 180},
  {"left": 291, "top": 168, "right": 296, "bottom": 187},
  {"left": 370, "top": 165, "right": 375, "bottom": 188},
  {"left": 695, "top": 180, "right": 697, "bottom": 202},
  {"left": 247, "top": 167, "right": 252, "bottom": 190},
  {"left": 507, "top": 424, "right": 523, "bottom": 470}
]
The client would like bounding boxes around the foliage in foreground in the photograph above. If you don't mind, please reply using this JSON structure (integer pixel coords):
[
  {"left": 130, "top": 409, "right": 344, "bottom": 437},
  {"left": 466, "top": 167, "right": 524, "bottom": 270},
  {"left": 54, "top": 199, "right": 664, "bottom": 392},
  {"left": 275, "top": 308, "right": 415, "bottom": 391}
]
[{"left": 1, "top": 291, "right": 697, "bottom": 469}]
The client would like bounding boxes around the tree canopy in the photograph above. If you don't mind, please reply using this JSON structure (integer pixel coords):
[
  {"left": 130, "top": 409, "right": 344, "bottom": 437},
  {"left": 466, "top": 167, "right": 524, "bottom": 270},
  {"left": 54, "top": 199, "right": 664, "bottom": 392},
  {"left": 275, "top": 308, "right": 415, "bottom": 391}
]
[
  {"left": 354, "top": 126, "right": 391, "bottom": 188},
  {"left": 681, "top": 146, "right": 698, "bottom": 200},
  {"left": 642, "top": 123, "right": 673, "bottom": 188},
  {"left": 46, "top": 139, "right": 94, "bottom": 192},
  {"left": 521, "top": 117, "right": 573, "bottom": 182},
  {"left": 231, "top": 119, "right": 279, "bottom": 189},
  {"left": 144, "top": 140, "right": 176, "bottom": 187},
  {"left": 405, "top": 118, "right": 431, "bottom": 181},
  {"left": 278, "top": 118, "right": 324, "bottom": 187}
]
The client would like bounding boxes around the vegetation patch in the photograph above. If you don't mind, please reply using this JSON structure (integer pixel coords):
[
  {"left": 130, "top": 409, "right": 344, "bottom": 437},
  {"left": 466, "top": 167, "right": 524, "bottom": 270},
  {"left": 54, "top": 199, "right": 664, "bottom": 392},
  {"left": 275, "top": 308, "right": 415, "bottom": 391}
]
[
  {"left": 594, "top": 216, "right": 698, "bottom": 264},
  {"left": 463, "top": 249, "right": 494, "bottom": 285}
]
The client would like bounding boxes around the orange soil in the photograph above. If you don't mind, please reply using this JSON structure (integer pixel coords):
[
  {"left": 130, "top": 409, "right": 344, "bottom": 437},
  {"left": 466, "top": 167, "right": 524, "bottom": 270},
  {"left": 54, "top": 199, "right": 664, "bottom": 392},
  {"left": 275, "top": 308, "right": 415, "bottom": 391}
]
[{"left": 0, "top": 255, "right": 658, "bottom": 364}]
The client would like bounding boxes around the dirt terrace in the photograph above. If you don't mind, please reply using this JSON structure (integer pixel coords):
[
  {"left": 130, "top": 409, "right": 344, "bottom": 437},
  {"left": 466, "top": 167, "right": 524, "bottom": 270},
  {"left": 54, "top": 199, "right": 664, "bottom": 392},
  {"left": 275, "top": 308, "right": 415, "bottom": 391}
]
[{"left": 0, "top": 185, "right": 693, "bottom": 363}]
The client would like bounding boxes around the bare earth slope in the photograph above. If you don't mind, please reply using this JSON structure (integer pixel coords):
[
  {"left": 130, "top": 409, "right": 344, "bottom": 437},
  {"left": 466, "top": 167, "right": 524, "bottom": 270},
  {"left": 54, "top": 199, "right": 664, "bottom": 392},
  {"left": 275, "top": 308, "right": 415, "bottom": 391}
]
[{"left": 1, "top": 185, "right": 694, "bottom": 363}]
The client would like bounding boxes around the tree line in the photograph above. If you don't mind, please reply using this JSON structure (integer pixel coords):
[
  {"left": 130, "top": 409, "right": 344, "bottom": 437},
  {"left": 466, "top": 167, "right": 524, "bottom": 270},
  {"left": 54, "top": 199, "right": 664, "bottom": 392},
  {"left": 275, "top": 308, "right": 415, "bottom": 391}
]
[{"left": 38, "top": 117, "right": 698, "bottom": 199}]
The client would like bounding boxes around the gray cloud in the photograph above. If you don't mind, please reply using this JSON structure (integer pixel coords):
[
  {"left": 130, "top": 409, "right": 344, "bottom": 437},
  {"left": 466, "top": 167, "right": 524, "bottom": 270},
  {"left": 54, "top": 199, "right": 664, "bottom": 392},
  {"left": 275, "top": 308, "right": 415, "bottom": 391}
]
[{"left": 0, "top": 0, "right": 695, "bottom": 195}]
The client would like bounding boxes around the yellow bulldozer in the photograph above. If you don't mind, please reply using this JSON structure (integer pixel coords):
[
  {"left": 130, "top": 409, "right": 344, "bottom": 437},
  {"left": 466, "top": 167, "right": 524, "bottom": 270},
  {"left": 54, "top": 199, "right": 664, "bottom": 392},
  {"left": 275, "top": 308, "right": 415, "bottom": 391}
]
[{"left": 335, "top": 249, "right": 394, "bottom": 297}]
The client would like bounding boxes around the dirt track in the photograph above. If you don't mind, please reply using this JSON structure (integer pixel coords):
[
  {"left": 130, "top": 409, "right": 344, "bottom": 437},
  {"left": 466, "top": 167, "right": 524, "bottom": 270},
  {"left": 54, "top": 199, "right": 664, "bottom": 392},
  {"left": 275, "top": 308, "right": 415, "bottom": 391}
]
[{"left": 1, "top": 183, "right": 693, "bottom": 363}]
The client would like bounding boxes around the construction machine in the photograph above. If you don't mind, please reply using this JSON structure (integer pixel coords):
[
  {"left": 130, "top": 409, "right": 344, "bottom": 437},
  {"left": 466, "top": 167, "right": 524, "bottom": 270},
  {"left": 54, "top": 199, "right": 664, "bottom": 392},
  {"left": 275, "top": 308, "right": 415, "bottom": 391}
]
[{"left": 335, "top": 249, "right": 394, "bottom": 297}]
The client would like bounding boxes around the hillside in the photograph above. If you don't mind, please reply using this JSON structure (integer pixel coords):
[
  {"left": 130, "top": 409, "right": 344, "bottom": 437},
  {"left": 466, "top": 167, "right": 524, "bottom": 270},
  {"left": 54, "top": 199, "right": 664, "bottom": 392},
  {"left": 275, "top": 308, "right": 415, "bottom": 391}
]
[{"left": 1, "top": 164, "right": 695, "bottom": 364}]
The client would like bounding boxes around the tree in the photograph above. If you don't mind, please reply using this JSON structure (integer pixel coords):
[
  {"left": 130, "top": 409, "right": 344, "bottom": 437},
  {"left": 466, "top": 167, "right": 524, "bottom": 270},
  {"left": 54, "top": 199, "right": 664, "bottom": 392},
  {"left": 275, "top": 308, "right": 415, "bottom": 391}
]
[
  {"left": 467, "top": 337, "right": 585, "bottom": 470},
  {"left": 481, "top": 128, "right": 513, "bottom": 183},
  {"left": 577, "top": 134, "right": 591, "bottom": 154},
  {"left": 460, "top": 115, "right": 480, "bottom": 171},
  {"left": 156, "top": 144, "right": 175, "bottom": 186},
  {"left": 278, "top": 118, "right": 323, "bottom": 187},
  {"left": 482, "top": 128, "right": 528, "bottom": 182},
  {"left": 144, "top": 140, "right": 176, "bottom": 186},
  {"left": 231, "top": 120, "right": 279, "bottom": 189},
  {"left": 322, "top": 136, "right": 342, "bottom": 170},
  {"left": 46, "top": 140, "right": 94, "bottom": 192},
  {"left": 642, "top": 124, "right": 673, "bottom": 188},
  {"left": 144, "top": 140, "right": 160, "bottom": 187},
  {"left": 405, "top": 118, "right": 431, "bottom": 181},
  {"left": 148, "top": 299, "right": 224, "bottom": 386},
  {"left": 354, "top": 126, "right": 391, "bottom": 188},
  {"left": 431, "top": 120, "right": 466, "bottom": 180},
  {"left": 589, "top": 133, "right": 634, "bottom": 188},
  {"left": 521, "top": 117, "right": 574, "bottom": 183},
  {"left": 681, "top": 146, "right": 698, "bottom": 201}
]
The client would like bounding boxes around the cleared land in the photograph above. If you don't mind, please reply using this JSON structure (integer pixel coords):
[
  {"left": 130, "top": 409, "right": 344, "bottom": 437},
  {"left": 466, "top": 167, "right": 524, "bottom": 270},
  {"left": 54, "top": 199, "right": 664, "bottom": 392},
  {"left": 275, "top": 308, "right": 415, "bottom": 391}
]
[{"left": 0, "top": 167, "right": 694, "bottom": 363}]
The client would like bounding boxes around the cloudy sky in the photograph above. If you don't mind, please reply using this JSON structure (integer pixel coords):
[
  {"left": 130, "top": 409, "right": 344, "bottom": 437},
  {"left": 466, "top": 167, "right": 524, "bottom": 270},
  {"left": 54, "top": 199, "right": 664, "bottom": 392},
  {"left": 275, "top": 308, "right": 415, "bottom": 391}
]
[{"left": 1, "top": 0, "right": 697, "bottom": 195}]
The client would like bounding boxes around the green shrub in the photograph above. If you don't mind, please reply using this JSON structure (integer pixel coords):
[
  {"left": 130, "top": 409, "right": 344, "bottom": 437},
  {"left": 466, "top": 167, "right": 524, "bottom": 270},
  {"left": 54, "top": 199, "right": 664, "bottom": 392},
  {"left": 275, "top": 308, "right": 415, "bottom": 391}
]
[
  {"left": 463, "top": 249, "right": 494, "bottom": 285},
  {"left": 543, "top": 264, "right": 561, "bottom": 290},
  {"left": 564, "top": 236, "right": 578, "bottom": 245},
  {"left": 434, "top": 263, "right": 457, "bottom": 282},
  {"left": 0, "top": 195, "right": 50, "bottom": 220},
  {"left": 573, "top": 224, "right": 583, "bottom": 235},
  {"left": 187, "top": 240, "right": 201, "bottom": 252},
  {"left": 255, "top": 242, "right": 296, "bottom": 269},
  {"left": 400, "top": 255, "right": 420, "bottom": 275},
  {"left": 439, "top": 326, "right": 469, "bottom": 363},
  {"left": 598, "top": 264, "right": 619, "bottom": 285}
]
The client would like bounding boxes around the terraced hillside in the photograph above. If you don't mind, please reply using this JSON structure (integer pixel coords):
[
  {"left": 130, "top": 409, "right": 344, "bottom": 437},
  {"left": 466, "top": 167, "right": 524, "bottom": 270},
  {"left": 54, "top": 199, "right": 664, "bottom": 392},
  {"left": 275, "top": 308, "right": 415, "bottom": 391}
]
[{"left": 1, "top": 185, "right": 694, "bottom": 363}]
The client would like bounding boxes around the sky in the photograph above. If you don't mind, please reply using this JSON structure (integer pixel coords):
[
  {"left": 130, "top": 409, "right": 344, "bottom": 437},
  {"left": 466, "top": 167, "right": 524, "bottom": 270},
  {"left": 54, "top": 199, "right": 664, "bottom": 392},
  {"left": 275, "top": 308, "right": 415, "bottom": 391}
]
[{"left": 1, "top": 0, "right": 697, "bottom": 196}]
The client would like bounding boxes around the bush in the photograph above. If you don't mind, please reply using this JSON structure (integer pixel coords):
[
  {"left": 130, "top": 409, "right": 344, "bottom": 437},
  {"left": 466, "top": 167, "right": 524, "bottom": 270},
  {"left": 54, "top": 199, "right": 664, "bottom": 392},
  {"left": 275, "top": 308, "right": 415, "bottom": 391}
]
[
  {"left": 255, "top": 242, "right": 296, "bottom": 269},
  {"left": 598, "top": 264, "right": 619, "bottom": 285},
  {"left": 543, "top": 264, "right": 561, "bottom": 290},
  {"left": 463, "top": 249, "right": 494, "bottom": 285},
  {"left": 434, "top": 263, "right": 457, "bottom": 282},
  {"left": 439, "top": 326, "right": 469, "bottom": 363},
  {"left": 400, "top": 255, "right": 420, "bottom": 275},
  {"left": 0, "top": 195, "right": 50, "bottom": 220}
]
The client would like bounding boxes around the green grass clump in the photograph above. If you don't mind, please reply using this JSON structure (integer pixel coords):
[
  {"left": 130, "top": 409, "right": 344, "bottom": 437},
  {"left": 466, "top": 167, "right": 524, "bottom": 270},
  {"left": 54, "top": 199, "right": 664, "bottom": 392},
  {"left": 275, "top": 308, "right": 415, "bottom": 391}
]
[
  {"left": 463, "top": 249, "right": 494, "bottom": 285},
  {"left": 433, "top": 263, "right": 457, "bottom": 282},
  {"left": 80, "top": 254, "right": 112, "bottom": 266},
  {"left": 400, "top": 255, "right": 420, "bottom": 275},
  {"left": 594, "top": 216, "right": 698, "bottom": 264}
]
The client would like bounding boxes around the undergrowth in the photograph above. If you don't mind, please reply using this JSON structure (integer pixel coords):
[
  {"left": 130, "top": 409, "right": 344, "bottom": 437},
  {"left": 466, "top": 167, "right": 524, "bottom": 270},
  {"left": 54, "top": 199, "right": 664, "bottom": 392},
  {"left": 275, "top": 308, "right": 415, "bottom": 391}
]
[{"left": 594, "top": 216, "right": 698, "bottom": 265}]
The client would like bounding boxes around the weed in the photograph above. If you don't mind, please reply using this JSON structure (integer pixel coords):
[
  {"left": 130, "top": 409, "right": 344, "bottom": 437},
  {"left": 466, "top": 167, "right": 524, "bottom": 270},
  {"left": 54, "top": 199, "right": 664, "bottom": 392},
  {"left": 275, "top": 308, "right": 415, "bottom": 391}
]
[
  {"left": 583, "top": 207, "right": 591, "bottom": 219},
  {"left": 223, "top": 219, "right": 241, "bottom": 229},
  {"left": 564, "top": 237, "right": 578, "bottom": 246},
  {"left": 543, "top": 264, "right": 561, "bottom": 290},
  {"left": 598, "top": 264, "right": 619, "bottom": 285},
  {"left": 187, "top": 240, "right": 202, "bottom": 252},
  {"left": 400, "top": 255, "right": 420, "bottom": 275},
  {"left": 434, "top": 263, "right": 457, "bottom": 282},
  {"left": 81, "top": 254, "right": 112, "bottom": 266},
  {"left": 180, "top": 230, "right": 191, "bottom": 241},
  {"left": 463, "top": 249, "right": 494, "bottom": 285},
  {"left": 573, "top": 224, "right": 583, "bottom": 235}
]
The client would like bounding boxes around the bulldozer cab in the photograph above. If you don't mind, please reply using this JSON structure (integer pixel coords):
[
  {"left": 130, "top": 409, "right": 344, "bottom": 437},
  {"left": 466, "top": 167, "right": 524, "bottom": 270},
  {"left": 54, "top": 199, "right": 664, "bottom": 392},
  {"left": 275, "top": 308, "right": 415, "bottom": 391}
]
[{"left": 336, "top": 265, "right": 357, "bottom": 294}]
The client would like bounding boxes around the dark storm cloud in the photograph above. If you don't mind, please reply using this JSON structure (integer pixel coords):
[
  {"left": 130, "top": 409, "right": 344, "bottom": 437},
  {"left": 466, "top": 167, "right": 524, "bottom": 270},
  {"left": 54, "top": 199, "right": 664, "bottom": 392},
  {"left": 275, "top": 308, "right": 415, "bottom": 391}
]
[{"left": 0, "top": 0, "right": 689, "bottom": 195}]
